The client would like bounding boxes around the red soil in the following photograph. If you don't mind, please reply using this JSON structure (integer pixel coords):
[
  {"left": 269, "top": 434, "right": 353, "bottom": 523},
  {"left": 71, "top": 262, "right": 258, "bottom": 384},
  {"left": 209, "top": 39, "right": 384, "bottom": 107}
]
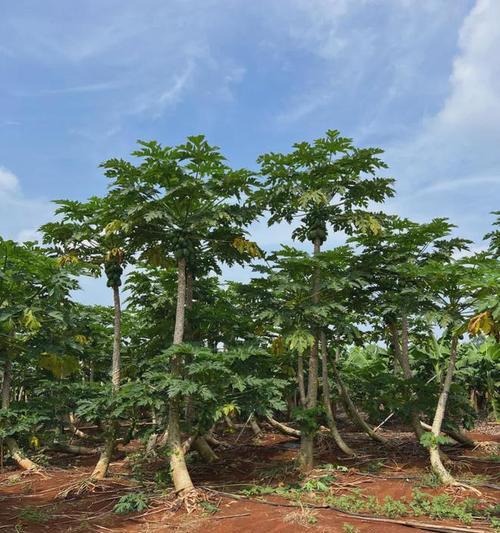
[{"left": 0, "top": 424, "right": 498, "bottom": 532}]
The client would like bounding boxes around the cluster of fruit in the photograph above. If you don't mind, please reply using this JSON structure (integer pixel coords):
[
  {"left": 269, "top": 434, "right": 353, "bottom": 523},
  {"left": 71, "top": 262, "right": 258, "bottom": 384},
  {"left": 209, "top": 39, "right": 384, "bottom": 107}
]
[
  {"left": 173, "top": 235, "right": 196, "bottom": 260},
  {"left": 104, "top": 261, "right": 123, "bottom": 288},
  {"left": 306, "top": 221, "right": 327, "bottom": 243}
]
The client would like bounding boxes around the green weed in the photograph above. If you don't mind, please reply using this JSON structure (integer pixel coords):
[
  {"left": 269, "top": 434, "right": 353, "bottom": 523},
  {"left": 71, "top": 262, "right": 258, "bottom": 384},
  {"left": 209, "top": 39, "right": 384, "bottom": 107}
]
[
  {"left": 113, "top": 492, "right": 149, "bottom": 514},
  {"left": 200, "top": 501, "right": 219, "bottom": 515},
  {"left": 17, "top": 506, "right": 51, "bottom": 523},
  {"left": 342, "top": 524, "right": 361, "bottom": 533}
]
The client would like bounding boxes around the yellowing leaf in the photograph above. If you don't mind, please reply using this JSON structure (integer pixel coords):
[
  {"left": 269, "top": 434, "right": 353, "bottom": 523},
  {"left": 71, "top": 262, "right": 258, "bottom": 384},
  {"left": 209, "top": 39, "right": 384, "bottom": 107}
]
[
  {"left": 468, "top": 311, "right": 494, "bottom": 336},
  {"left": 104, "top": 220, "right": 125, "bottom": 235},
  {"left": 22, "top": 309, "right": 41, "bottom": 332},
  {"left": 105, "top": 248, "right": 125, "bottom": 263},
  {"left": 141, "top": 247, "right": 171, "bottom": 268},
  {"left": 221, "top": 403, "right": 239, "bottom": 416},
  {"left": 39, "top": 353, "right": 80, "bottom": 379},
  {"left": 56, "top": 254, "right": 79, "bottom": 266},
  {"left": 231, "top": 237, "right": 262, "bottom": 258},
  {"left": 354, "top": 214, "right": 382, "bottom": 236},
  {"left": 298, "top": 190, "right": 328, "bottom": 207},
  {"left": 74, "top": 334, "right": 90, "bottom": 345}
]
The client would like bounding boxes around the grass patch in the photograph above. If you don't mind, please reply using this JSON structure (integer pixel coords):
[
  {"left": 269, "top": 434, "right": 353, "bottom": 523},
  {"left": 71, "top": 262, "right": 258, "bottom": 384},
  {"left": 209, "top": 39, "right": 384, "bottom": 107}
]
[{"left": 17, "top": 506, "right": 51, "bottom": 523}]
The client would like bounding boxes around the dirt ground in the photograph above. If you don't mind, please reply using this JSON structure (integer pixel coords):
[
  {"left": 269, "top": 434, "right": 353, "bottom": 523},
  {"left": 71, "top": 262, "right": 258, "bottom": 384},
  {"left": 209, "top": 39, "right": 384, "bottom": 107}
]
[{"left": 0, "top": 422, "right": 498, "bottom": 532}]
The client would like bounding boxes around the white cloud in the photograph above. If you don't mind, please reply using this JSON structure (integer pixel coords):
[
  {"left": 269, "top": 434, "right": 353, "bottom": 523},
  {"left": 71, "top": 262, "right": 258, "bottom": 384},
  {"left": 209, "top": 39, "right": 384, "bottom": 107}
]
[
  {"left": 0, "top": 166, "right": 53, "bottom": 242},
  {"left": 0, "top": 166, "right": 20, "bottom": 193},
  {"left": 365, "top": 0, "right": 500, "bottom": 244},
  {"left": 387, "top": 0, "right": 500, "bottom": 188}
]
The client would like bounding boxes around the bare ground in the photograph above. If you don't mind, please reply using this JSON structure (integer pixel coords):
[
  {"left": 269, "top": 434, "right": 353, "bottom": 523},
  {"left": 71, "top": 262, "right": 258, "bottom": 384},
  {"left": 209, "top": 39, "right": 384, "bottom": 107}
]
[{"left": 0, "top": 422, "right": 498, "bottom": 532}]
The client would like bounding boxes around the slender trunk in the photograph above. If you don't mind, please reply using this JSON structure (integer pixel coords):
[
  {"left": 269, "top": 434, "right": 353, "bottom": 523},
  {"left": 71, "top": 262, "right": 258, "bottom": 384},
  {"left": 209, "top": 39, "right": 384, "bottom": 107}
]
[
  {"left": 2, "top": 358, "right": 11, "bottom": 409},
  {"left": 287, "top": 394, "right": 296, "bottom": 419},
  {"left": 332, "top": 354, "right": 388, "bottom": 445},
  {"left": 225, "top": 415, "right": 237, "bottom": 430},
  {"left": 4, "top": 438, "right": 39, "bottom": 470},
  {"left": 184, "top": 269, "right": 194, "bottom": 341},
  {"left": 183, "top": 271, "right": 195, "bottom": 422},
  {"left": 158, "top": 428, "right": 169, "bottom": 448},
  {"left": 320, "top": 332, "right": 355, "bottom": 456},
  {"left": 52, "top": 442, "right": 98, "bottom": 455},
  {"left": 205, "top": 431, "right": 227, "bottom": 449},
  {"left": 249, "top": 415, "right": 263, "bottom": 437},
  {"left": 389, "top": 319, "right": 424, "bottom": 441},
  {"left": 265, "top": 415, "right": 301, "bottom": 437},
  {"left": 2, "top": 358, "right": 39, "bottom": 471},
  {"left": 429, "top": 336, "right": 459, "bottom": 484},
  {"left": 111, "top": 286, "right": 121, "bottom": 391},
  {"left": 68, "top": 413, "right": 101, "bottom": 442},
  {"left": 193, "top": 436, "right": 218, "bottom": 463},
  {"left": 297, "top": 355, "right": 306, "bottom": 406},
  {"left": 91, "top": 285, "right": 122, "bottom": 480},
  {"left": 298, "top": 238, "right": 321, "bottom": 472},
  {"left": 168, "top": 257, "right": 195, "bottom": 496},
  {"left": 419, "top": 422, "right": 475, "bottom": 448},
  {"left": 173, "top": 257, "right": 187, "bottom": 345},
  {"left": 91, "top": 436, "right": 114, "bottom": 479},
  {"left": 145, "top": 433, "right": 159, "bottom": 455}
]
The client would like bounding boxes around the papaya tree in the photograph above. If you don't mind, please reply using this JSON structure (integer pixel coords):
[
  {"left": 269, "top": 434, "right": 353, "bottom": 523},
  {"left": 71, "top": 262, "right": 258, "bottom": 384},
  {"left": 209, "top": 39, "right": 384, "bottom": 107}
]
[
  {"left": 0, "top": 238, "right": 76, "bottom": 470},
  {"left": 257, "top": 130, "right": 394, "bottom": 471},
  {"left": 416, "top": 248, "right": 499, "bottom": 484},
  {"left": 101, "top": 135, "right": 260, "bottom": 497},
  {"left": 250, "top": 246, "right": 364, "bottom": 455},
  {"left": 41, "top": 195, "right": 128, "bottom": 479},
  {"left": 351, "top": 217, "right": 473, "bottom": 446}
]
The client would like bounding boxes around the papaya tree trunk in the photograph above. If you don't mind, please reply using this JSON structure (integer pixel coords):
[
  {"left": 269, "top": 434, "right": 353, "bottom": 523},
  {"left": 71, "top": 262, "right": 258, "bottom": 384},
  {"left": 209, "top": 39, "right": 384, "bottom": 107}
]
[
  {"left": 91, "top": 285, "right": 121, "bottom": 480},
  {"left": 168, "top": 257, "right": 195, "bottom": 496},
  {"left": 68, "top": 413, "right": 100, "bottom": 443},
  {"left": 389, "top": 318, "right": 424, "bottom": 442},
  {"left": 249, "top": 414, "right": 263, "bottom": 437},
  {"left": 429, "top": 336, "right": 459, "bottom": 484},
  {"left": 1, "top": 358, "right": 39, "bottom": 471},
  {"left": 193, "top": 436, "right": 218, "bottom": 463},
  {"left": 320, "top": 332, "right": 355, "bottom": 456},
  {"left": 297, "top": 355, "right": 306, "bottom": 406},
  {"left": 111, "top": 285, "right": 121, "bottom": 390},
  {"left": 2, "top": 357, "right": 11, "bottom": 410},
  {"left": 265, "top": 415, "right": 301, "bottom": 437},
  {"left": 332, "top": 352, "right": 388, "bottom": 445},
  {"left": 419, "top": 421, "right": 475, "bottom": 448},
  {"left": 298, "top": 238, "right": 321, "bottom": 472}
]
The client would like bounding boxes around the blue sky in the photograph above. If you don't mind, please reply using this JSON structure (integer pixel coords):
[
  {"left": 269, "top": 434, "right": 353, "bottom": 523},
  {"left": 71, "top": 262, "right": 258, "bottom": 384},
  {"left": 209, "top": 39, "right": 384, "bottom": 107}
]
[{"left": 1, "top": 0, "right": 499, "bottom": 304}]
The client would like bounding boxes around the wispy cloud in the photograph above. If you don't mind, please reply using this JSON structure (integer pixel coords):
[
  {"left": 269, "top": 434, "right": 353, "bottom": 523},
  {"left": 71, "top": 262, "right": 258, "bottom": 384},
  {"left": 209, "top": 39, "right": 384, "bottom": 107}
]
[
  {"left": 41, "top": 81, "right": 123, "bottom": 94},
  {"left": 131, "top": 62, "right": 195, "bottom": 118}
]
